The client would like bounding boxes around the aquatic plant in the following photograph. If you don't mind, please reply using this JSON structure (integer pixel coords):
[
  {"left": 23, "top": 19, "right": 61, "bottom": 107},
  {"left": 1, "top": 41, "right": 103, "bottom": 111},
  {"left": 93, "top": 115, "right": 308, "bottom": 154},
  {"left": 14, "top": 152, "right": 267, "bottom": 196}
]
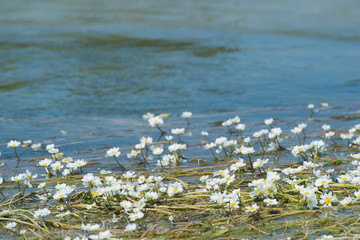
[{"left": 2, "top": 104, "right": 360, "bottom": 239}]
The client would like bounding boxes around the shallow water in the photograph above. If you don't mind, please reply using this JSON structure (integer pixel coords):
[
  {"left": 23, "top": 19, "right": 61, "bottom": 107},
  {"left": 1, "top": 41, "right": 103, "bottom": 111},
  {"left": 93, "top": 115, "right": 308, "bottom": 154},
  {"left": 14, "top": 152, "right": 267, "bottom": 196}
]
[{"left": 1, "top": 0, "right": 360, "bottom": 174}]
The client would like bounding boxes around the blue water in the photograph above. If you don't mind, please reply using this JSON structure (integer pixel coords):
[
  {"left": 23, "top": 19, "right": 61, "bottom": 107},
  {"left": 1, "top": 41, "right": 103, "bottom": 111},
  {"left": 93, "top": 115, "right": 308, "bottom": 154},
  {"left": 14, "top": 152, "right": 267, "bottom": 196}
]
[{"left": 1, "top": 0, "right": 360, "bottom": 173}]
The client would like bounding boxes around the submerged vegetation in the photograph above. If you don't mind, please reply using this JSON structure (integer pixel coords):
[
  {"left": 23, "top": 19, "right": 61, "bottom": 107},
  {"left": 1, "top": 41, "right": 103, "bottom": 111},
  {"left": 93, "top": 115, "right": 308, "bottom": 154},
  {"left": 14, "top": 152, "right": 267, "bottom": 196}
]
[{"left": 1, "top": 104, "right": 360, "bottom": 239}]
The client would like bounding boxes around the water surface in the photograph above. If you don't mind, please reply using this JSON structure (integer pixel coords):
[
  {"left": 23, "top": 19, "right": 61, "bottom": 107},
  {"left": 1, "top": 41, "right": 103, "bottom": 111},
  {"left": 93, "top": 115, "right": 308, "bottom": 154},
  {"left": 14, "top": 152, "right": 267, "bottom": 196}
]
[{"left": 1, "top": 0, "right": 360, "bottom": 172}]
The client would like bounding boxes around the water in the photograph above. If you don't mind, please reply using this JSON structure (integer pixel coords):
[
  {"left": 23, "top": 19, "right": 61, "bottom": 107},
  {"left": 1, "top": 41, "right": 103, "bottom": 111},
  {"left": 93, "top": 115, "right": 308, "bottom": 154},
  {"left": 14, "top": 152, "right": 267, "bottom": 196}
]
[{"left": 1, "top": 0, "right": 360, "bottom": 173}]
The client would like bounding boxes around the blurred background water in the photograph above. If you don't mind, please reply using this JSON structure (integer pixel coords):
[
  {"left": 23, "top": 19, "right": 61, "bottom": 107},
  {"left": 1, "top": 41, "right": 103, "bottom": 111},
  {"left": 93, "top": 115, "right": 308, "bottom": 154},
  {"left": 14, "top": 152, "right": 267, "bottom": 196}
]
[{"left": 1, "top": 0, "right": 360, "bottom": 173}]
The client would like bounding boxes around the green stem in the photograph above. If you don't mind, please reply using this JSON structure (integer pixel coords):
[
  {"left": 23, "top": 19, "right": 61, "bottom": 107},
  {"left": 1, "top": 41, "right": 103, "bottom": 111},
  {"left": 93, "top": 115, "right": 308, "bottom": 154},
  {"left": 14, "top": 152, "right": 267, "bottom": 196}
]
[{"left": 113, "top": 156, "right": 126, "bottom": 170}]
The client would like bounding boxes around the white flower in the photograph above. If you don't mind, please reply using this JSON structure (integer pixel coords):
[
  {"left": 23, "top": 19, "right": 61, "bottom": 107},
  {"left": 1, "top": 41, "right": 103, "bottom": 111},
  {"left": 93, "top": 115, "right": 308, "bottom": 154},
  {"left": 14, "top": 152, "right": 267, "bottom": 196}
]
[
  {"left": 145, "top": 191, "right": 159, "bottom": 200},
  {"left": 140, "top": 137, "right": 153, "bottom": 144},
  {"left": 351, "top": 153, "right": 360, "bottom": 160},
  {"left": 38, "top": 158, "right": 52, "bottom": 167},
  {"left": 152, "top": 147, "right": 164, "bottom": 155},
  {"left": 201, "top": 131, "right": 209, "bottom": 136},
  {"left": 319, "top": 192, "right": 338, "bottom": 207},
  {"left": 125, "top": 223, "right": 137, "bottom": 232},
  {"left": 129, "top": 211, "right": 144, "bottom": 221},
  {"left": 171, "top": 128, "right": 185, "bottom": 135},
  {"left": 22, "top": 140, "right": 32, "bottom": 146},
  {"left": 204, "top": 142, "right": 216, "bottom": 149},
  {"left": 167, "top": 182, "right": 184, "bottom": 197},
  {"left": 7, "top": 140, "right": 21, "bottom": 148},
  {"left": 5, "top": 221, "right": 17, "bottom": 230},
  {"left": 24, "top": 169, "right": 37, "bottom": 181},
  {"left": 86, "top": 203, "right": 96, "bottom": 210},
  {"left": 300, "top": 186, "right": 317, "bottom": 199},
  {"left": 322, "top": 124, "right": 331, "bottom": 131},
  {"left": 241, "top": 147, "right": 255, "bottom": 155},
  {"left": 298, "top": 123, "right": 307, "bottom": 130},
  {"left": 236, "top": 123, "right": 245, "bottom": 131},
  {"left": 307, "top": 196, "right": 318, "bottom": 210},
  {"left": 264, "top": 198, "right": 278, "bottom": 206},
  {"left": 245, "top": 203, "right": 259, "bottom": 212},
  {"left": 148, "top": 116, "right": 164, "bottom": 127},
  {"left": 11, "top": 174, "right": 25, "bottom": 182},
  {"left": 325, "top": 131, "right": 335, "bottom": 139},
  {"left": 98, "top": 230, "right": 111, "bottom": 239},
  {"left": 123, "top": 171, "right": 136, "bottom": 179},
  {"left": 51, "top": 161, "right": 63, "bottom": 171},
  {"left": 339, "top": 196, "right": 353, "bottom": 207},
  {"left": 340, "top": 133, "right": 353, "bottom": 140},
  {"left": 82, "top": 223, "right": 100, "bottom": 231},
  {"left": 31, "top": 143, "right": 42, "bottom": 149},
  {"left": 230, "top": 159, "right": 246, "bottom": 172},
  {"left": 99, "top": 170, "right": 111, "bottom": 175},
  {"left": 61, "top": 157, "right": 73, "bottom": 163},
  {"left": 222, "top": 119, "right": 232, "bottom": 127},
  {"left": 253, "top": 131, "right": 262, "bottom": 138},
  {"left": 231, "top": 116, "right": 240, "bottom": 123},
  {"left": 181, "top": 111, "right": 192, "bottom": 118},
  {"left": 291, "top": 127, "right": 302, "bottom": 134},
  {"left": 270, "top": 127, "right": 282, "bottom": 136},
  {"left": 320, "top": 103, "right": 329, "bottom": 108},
  {"left": 46, "top": 144, "right": 55, "bottom": 150},
  {"left": 264, "top": 118, "right": 273, "bottom": 126},
  {"left": 253, "top": 158, "right": 269, "bottom": 169},
  {"left": 314, "top": 176, "right": 332, "bottom": 188},
  {"left": 53, "top": 189, "right": 68, "bottom": 200},
  {"left": 223, "top": 174, "right": 235, "bottom": 185},
  {"left": 75, "top": 159, "right": 87, "bottom": 168},
  {"left": 34, "top": 208, "right": 51, "bottom": 218},
  {"left": 215, "top": 137, "right": 227, "bottom": 145},
  {"left": 308, "top": 104, "right": 315, "bottom": 109},
  {"left": 165, "top": 135, "right": 173, "bottom": 141},
  {"left": 142, "top": 112, "right": 154, "bottom": 120},
  {"left": 48, "top": 147, "right": 59, "bottom": 154},
  {"left": 105, "top": 147, "right": 120, "bottom": 157},
  {"left": 317, "top": 235, "right": 333, "bottom": 240},
  {"left": 56, "top": 211, "right": 71, "bottom": 218}
]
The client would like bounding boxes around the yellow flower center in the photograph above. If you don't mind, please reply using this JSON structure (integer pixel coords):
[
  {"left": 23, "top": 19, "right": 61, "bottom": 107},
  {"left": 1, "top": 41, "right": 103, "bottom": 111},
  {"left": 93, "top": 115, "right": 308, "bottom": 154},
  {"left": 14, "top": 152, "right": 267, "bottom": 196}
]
[{"left": 325, "top": 198, "right": 332, "bottom": 204}]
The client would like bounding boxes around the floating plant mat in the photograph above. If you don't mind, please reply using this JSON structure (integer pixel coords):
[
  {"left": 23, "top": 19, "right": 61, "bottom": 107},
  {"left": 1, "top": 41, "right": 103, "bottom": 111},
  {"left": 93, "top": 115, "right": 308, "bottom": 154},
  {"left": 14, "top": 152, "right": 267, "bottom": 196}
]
[{"left": 1, "top": 103, "right": 360, "bottom": 239}]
